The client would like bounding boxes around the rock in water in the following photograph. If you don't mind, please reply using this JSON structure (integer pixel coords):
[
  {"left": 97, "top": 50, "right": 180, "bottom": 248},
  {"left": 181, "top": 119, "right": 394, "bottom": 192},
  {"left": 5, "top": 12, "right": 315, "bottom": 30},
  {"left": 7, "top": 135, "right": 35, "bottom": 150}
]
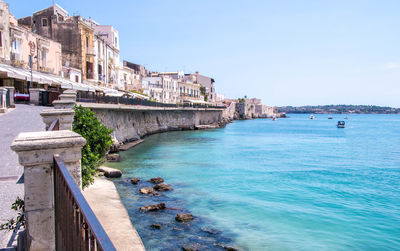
[
  {"left": 106, "top": 153, "right": 121, "bottom": 162},
  {"left": 97, "top": 166, "right": 122, "bottom": 178},
  {"left": 150, "top": 224, "right": 162, "bottom": 229},
  {"left": 175, "top": 213, "right": 194, "bottom": 222},
  {"left": 140, "top": 203, "right": 166, "bottom": 212},
  {"left": 130, "top": 177, "right": 140, "bottom": 185},
  {"left": 182, "top": 243, "right": 202, "bottom": 251},
  {"left": 148, "top": 177, "right": 164, "bottom": 184},
  {"left": 139, "top": 187, "right": 154, "bottom": 194},
  {"left": 154, "top": 183, "right": 173, "bottom": 191}
]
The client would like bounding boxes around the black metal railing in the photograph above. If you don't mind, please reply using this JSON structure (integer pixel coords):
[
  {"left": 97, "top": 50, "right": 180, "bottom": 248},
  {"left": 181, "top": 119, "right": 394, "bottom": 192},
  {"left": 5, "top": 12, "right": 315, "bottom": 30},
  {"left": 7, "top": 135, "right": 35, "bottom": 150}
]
[
  {"left": 48, "top": 120, "right": 116, "bottom": 250},
  {"left": 54, "top": 156, "right": 116, "bottom": 251},
  {"left": 76, "top": 93, "right": 226, "bottom": 109}
]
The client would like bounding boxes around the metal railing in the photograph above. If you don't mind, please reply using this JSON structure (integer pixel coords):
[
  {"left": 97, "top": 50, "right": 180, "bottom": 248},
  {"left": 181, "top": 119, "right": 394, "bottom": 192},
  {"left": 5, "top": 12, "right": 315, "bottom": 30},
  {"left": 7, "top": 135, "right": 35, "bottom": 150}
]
[
  {"left": 49, "top": 119, "right": 116, "bottom": 250},
  {"left": 76, "top": 93, "right": 226, "bottom": 109},
  {"left": 54, "top": 155, "right": 116, "bottom": 251}
]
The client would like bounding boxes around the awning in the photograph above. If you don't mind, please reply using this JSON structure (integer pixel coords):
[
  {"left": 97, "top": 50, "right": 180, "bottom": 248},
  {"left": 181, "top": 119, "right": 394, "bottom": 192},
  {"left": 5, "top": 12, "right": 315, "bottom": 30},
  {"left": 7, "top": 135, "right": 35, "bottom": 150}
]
[{"left": 0, "top": 63, "right": 97, "bottom": 92}]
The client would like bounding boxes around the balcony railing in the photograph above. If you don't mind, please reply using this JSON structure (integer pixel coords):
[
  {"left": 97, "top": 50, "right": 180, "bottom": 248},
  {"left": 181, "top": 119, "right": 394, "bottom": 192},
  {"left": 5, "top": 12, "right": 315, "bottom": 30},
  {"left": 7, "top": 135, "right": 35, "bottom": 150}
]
[{"left": 49, "top": 120, "right": 116, "bottom": 251}]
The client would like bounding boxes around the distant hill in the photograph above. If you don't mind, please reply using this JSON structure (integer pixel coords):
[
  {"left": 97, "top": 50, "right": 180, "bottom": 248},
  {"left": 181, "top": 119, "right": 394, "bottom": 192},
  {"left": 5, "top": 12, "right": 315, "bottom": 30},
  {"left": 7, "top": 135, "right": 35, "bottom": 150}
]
[{"left": 277, "top": 105, "right": 400, "bottom": 114}]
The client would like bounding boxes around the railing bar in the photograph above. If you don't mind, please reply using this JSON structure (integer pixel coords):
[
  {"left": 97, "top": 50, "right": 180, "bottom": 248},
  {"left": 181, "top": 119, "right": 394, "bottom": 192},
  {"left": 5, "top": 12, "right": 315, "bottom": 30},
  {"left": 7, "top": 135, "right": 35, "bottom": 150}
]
[
  {"left": 48, "top": 118, "right": 59, "bottom": 131},
  {"left": 53, "top": 156, "right": 116, "bottom": 251}
]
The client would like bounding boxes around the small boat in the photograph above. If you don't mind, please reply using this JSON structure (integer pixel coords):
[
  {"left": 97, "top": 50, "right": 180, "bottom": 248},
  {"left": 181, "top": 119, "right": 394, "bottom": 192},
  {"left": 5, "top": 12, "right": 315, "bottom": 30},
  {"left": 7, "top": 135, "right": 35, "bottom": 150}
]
[
  {"left": 344, "top": 116, "right": 348, "bottom": 119},
  {"left": 310, "top": 115, "right": 315, "bottom": 120},
  {"left": 272, "top": 116, "right": 277, "bottom": 121},
  {"left": 328, "top": 116, "right": 333, "bottom": 119},
  {"left": 337, "top": 121, "right": 345, "bottom": 128}
]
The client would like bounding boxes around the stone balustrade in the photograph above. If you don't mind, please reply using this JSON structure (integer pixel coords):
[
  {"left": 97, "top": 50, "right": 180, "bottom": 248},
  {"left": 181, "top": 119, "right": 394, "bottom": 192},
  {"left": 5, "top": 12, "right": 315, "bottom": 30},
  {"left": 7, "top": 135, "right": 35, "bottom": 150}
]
[{"left": 10, "top": 89, "right": 82, "bottom": 251}]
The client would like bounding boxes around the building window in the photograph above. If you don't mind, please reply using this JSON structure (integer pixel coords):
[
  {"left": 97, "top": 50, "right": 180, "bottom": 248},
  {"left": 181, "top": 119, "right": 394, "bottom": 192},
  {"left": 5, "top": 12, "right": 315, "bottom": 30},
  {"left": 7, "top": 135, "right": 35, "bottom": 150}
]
[
  {"left": 75, "top": 75, "right": 79, "bottom": 83},
  {"left": 0, "top": 31, "right": 2, "bottom": 48},
  {"left": 86, "top": 36, "right": 89, "bottom": 50},
  {"left": 41, "top": 49, "right": 47, "bottom": 67},
  {"left": 42, "top": 18, "right": 48, "bottom": 27}
]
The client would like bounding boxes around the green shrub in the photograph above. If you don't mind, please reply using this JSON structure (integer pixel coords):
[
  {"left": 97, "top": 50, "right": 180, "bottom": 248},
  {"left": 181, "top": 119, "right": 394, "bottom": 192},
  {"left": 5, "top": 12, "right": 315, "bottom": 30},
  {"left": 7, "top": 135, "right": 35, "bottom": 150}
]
[
  {"left": 0, "top": 197, "right": 25, "bottom": 231},
  {"left": 73, "top": 105, "right": 113, "bottom": 188}
]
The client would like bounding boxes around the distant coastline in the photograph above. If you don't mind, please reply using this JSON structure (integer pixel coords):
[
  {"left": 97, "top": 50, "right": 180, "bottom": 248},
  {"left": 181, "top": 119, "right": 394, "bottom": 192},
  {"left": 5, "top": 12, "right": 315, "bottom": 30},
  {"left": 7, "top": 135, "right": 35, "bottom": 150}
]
[{"left": 278, "top": 105, "right": 400, "bottom": 114}]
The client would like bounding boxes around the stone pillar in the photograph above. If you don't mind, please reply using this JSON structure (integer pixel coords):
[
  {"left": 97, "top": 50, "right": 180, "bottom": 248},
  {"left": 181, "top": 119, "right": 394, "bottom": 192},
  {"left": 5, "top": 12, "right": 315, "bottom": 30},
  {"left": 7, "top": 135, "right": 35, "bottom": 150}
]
[
  {"left": 11, "top": 131, "right": 86, "bottom": 251},
  {"left": 63, "top": 89, "right": 77, "bottom": 95},
  {"left": 52, "top": 100, "right": 75, "bottom": 109},
  {"left": 29, "top": 88, "right": 44, "bottom": 106},
  {"left": 0, "top": 87, "right": 7, "bottom": 113},
  {"left": 58, "top": 94, "right": 76, "bottom": 102},
  {"left": 40, "top": 109, "right": 75, "bottom": 130},
  {"left": 5, "top": 86, "right": 15, "bottom": 108}
]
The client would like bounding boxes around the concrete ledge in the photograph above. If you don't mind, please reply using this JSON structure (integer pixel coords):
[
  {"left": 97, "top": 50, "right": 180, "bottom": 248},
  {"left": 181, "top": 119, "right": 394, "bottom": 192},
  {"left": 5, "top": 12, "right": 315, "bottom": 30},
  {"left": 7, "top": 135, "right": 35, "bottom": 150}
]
[{"left": 83, "top": 178, "right": 145, "bottom": 251}]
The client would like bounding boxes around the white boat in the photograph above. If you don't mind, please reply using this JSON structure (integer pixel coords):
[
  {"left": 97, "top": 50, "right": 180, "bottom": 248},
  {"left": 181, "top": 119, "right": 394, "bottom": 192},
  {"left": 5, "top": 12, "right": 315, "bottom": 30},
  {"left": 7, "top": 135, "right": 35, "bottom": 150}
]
[
  {"left": 337, "top": 121, "right": 345, "bottom": 128},
  {"left": 310, "top": 115, "right": 315, "bottom": 120},
  {"left": 272, "top": 116, "right": 277, "bottom": 121},
  {"left": 328, "top": 116, "right": 333, "bottom": 119}
]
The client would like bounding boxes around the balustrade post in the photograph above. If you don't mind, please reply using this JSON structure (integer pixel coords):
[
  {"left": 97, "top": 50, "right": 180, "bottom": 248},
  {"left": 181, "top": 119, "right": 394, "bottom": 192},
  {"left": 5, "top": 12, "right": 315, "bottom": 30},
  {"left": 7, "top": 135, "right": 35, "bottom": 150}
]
[
  {"left": 40, "top": 109, "right": 75, "bottom": 130},
  {"left": 10, "top": 131, "right": 86, "bottom": 251}
]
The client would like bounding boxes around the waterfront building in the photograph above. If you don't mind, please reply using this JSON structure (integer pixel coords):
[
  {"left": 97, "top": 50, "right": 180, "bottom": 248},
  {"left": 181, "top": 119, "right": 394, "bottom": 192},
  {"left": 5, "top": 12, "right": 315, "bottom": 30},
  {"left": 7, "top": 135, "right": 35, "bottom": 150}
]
[
  {"left": 185, "top": 72, "right": 216, "bottom": 104},
  {"left": 0, "top": 1, "right": 11, "bottom": 63},
  {"left": 142, "top": 74, "right": 178, "bottom": 103},
  {"left": 18, "top": 4, "right": 96, "bottom": 83},
  {"left": 117, "top": 63, "right": 142, "bottom": 91}
]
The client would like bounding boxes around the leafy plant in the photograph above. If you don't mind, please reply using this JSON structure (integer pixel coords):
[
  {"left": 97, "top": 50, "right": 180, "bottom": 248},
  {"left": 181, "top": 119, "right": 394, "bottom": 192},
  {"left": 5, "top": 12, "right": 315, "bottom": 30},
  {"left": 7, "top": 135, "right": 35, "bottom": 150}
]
[
  {"left": 0, "top": 197, "right": 25, "bottom": 231},
  {"left": 73, "top": 105, "right": 113, "bottom": 188}
]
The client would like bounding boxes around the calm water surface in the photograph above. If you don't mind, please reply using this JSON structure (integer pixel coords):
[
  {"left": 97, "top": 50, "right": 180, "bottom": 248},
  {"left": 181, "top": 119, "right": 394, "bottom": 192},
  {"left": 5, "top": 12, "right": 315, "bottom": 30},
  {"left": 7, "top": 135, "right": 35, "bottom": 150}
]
[{"left": 108, "top": 114, "right": 400, "bottom": 250}]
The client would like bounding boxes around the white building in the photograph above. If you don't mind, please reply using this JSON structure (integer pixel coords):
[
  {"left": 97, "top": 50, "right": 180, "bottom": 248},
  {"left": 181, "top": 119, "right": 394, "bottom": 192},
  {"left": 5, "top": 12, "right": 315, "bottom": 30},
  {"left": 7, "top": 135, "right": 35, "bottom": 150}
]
[{"left": 142, "top": 75, "right": 178, "bottom": 103}]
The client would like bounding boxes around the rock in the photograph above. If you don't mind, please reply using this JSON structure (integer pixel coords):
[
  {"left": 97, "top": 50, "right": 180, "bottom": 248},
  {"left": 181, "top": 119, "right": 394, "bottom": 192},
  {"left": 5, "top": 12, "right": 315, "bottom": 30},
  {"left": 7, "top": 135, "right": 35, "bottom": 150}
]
[
  {"left": 130, "top": 177, "right": 140, "bottom": 185},
  {"left": 106, "top": 153, "right": 121, "bottom": 162},
  {"left": 97, "top": 166, "right": 122, "bottom": 178},
  {"left": 182, "top": 244, "right": 201, "bottom": 251},
  {"left": 109, "top": 136, "right": 121, "bottom": 153},
  {"left": 140, "top": 203, "right": 166, "bottom": 212},
  {"left": 215, "top": 243, "right": 238, "bottom": 251},
  {"left": 150, "top": 224, "right": 162, "bottom": 229},
  {"left": 139, "top": 187, "right": 154, "bottom": 194},
  {"left": 154, "top": 183, "right": 173, "bottom": 191},
  {"left": 175, "top": 213, "right": 194, "bottom": 222},
  {"left": 201, "top": 227, "right": 219, "bottom": 235},
  {"left": 148, "top": 177, "right": 164, "bottom": 184}
]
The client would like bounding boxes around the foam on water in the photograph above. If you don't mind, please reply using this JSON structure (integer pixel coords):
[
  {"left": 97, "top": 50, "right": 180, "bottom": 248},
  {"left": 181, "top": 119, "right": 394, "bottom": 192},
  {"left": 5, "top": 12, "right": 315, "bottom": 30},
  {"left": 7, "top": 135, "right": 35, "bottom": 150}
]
[{"left": 108, "top": 114, "right": 400, "bottom": 250}]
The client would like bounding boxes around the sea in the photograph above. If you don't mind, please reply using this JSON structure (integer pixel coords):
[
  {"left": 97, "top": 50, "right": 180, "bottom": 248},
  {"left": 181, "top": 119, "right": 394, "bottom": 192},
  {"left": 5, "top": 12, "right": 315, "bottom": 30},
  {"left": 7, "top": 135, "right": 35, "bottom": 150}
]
[{"left": 106, "top": 114, "right": 400, "bottom": 251}]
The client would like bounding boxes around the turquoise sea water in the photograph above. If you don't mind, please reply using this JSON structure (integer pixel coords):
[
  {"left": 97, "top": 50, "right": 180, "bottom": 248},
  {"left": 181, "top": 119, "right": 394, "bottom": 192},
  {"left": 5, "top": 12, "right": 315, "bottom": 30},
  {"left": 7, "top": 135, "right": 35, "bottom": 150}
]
[{"left": 108, "top": 114, "right": 400, "bottom": 250}]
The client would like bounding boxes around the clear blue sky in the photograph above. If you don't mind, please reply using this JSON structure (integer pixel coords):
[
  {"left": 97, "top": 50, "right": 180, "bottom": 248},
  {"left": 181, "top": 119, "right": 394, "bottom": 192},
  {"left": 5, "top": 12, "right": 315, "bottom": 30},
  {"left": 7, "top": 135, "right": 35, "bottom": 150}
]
[{"left": 8, "top": 0, "right": 400, "bottom": 107}]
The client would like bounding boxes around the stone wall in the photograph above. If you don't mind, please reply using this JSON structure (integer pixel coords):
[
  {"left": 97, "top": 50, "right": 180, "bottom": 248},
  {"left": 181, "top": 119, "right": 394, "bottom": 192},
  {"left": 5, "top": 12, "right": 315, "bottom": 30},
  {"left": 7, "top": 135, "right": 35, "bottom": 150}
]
[{"left": 81, "top": 104, "right": 224, "bottom": 143}]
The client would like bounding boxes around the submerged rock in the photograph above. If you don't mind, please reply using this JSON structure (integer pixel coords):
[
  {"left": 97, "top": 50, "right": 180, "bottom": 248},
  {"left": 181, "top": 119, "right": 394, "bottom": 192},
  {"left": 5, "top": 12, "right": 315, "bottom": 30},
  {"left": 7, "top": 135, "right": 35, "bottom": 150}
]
[
  {"left": 148, "top": 177, "right": 164, "bottom": 184},
  {"left": 154, "top": 182, "right": 173, "bottom": 191},
  {"left": 150, "top": 223, "right": 162, "bottom": 229},
  {"left": 182, "top": 243, "right": 202, "bottom": 251},
  {"left": 215, "top": 243, "right": 239, "bottom": 251},
  {"left": 201, "top": 227, "right": 219, "bottom": 235},
  {"left": 175, "top": 213, "right": 194, "bottom": 222},
  {"left": 130, "top": 177, "right": 140, "bottom": 185},
  {"left": 140, "top": 202, "right": 166, "bottom": 212},
  {"left": 98, "top": 166, "right": 122, "bottom": 178}
]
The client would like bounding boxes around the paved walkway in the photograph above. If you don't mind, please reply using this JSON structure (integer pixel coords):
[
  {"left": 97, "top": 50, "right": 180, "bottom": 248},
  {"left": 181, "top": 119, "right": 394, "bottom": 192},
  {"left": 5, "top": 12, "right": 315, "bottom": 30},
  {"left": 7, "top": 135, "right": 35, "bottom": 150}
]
[
  {"left": 83, "top": 178, "right": 145, "bottom": 251},
  {"left": 0, "top": 104, "right": 46, "bottom": 249}
]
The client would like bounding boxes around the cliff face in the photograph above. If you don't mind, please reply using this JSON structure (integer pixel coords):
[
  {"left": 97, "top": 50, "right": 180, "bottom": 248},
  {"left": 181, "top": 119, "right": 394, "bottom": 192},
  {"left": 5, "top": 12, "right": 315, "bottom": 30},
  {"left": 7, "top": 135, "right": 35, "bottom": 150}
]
[{"left": 86, "top": 105, "right": 224, "bottom": 143}]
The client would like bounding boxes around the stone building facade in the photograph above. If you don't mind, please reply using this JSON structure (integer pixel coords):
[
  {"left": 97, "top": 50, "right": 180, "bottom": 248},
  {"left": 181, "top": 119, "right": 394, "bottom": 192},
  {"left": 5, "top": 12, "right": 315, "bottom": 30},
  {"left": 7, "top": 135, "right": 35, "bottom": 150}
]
[
  {"left": 18, "top": 4, "right": 95, "bottom": 82},
  {"left": 0, "top": 0, "right": 10, "bottom": 63}
]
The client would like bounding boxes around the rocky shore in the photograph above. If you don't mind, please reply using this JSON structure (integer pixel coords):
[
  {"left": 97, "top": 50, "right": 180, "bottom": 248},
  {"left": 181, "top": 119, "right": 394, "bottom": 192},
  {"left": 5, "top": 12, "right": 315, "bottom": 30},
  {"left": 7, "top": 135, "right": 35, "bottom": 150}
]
[{"left": 113, "top": 175, "right": 242, "bottom": 251}]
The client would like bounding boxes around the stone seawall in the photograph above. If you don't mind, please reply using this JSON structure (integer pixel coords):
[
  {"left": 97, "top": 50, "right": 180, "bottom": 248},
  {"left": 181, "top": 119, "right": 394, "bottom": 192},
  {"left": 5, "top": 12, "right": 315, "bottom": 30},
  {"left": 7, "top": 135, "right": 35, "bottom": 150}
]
[{"left": 79, "top": 103, "right": 224, "bottom": 143}]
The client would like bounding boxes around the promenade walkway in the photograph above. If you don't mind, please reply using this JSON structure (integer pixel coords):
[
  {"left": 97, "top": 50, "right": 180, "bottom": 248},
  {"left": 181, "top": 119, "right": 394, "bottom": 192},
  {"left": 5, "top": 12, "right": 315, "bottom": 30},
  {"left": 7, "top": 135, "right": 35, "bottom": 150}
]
[{"left": 0, "top": 104, "right": 46, "bottom": 250}]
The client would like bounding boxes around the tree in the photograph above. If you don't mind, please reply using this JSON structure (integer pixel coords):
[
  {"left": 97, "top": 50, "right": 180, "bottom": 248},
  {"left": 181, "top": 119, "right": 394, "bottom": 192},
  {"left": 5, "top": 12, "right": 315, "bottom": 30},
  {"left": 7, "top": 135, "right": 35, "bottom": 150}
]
[{"left": 73, "top": 105, "right": 113, "bottom": 188}]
